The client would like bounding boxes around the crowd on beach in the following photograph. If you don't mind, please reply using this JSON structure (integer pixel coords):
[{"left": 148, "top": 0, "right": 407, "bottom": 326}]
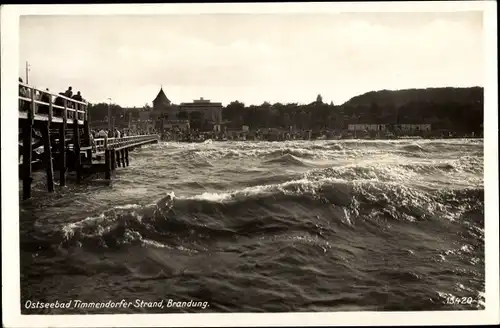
[
  {"left": 159, "top": 128, "right": 315, "bottom": 142},
  {"left": 91, "top": 128, "right": 127, "bottom": 139},
  {"left": 157, "top": 127, "right": 476, "bottom": 142}
]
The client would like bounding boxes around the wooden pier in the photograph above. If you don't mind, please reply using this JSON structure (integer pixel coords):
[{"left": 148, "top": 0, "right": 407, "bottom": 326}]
[
  {"left": 19, "top": 82, "right": 160, "bottom": 200},
  {"left": 80, "top": 135, "right": 160, "bottom": 179}
]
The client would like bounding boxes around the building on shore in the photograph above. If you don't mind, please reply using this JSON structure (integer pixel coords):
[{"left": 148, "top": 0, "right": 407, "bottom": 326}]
[
  {"left": 348, "top": 123, "right": 431, "bottom": 133},
  {"left": 179, "top": 97, "right": 223, "bottom": 131},
  {"left": 348, "top": 124, "right": 390, "bottom": 132},
  {"left": 139, "top": 87, "right": 178, "bottom": 124},
  {"left": 141, "top": 87, "right": 223, "bottom": 132},
  {"left": 153, "top": 87, "right": 172, "bottom": 111},
  {"left": 394, "top": 124, "right": 431, "bottom": 132}
]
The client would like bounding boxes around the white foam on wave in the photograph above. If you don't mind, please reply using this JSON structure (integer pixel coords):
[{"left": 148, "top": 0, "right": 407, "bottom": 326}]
[
  {"left": 141, "top": 238, "right": 171, "bottom": 249},
  {"left": 176, "top": 167, "right": 481, "bottom": 226},
  {"left": 183, "top": 177, "right": 317, "bottom": 203},
  {"left": 114, "top": 203, "right": 142, "bottom": 210},
  {"left": 62, "top": 218, "right": 117, "bottom": 243},
  {"left": 61, "top": 191, "right": 176, "bottom": 242}
]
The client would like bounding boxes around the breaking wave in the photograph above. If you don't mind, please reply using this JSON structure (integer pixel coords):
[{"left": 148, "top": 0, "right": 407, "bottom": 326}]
[{"left": 54, "top": 175, "right": 483, "bottom": 252}]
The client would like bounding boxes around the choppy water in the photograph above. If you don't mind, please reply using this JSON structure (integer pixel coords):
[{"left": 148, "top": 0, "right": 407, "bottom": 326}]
[{"left": 19, "top": 139, "right": 485, "bottom": 313}]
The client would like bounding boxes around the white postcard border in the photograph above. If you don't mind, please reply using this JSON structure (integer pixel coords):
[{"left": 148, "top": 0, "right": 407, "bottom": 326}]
[{"left": 1, "top": 2, "right": 498, "bottom": 327}]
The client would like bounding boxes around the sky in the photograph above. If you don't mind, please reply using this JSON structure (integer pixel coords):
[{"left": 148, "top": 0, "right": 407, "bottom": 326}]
[{"left": 19, "top": 12, "right": 483, "bottom": 107}]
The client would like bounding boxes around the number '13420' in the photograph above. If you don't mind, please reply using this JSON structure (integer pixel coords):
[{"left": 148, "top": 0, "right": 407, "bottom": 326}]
[{"left": 446, "top": 296, "right": 476, "bottom": 305}]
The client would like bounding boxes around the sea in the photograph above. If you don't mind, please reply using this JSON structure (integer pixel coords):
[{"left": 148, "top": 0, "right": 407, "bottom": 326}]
[{"left": 19, "top": 139, "right": 485, "bottom": 313}]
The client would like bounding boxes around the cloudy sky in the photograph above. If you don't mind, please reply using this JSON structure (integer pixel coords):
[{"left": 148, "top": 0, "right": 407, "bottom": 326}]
[{"left": 19, "top": 12, "right": 483, "bottom": 107}]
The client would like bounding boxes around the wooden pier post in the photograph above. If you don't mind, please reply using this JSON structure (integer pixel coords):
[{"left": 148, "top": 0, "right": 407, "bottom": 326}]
[
  {"left": 73, "top": 118, "right": 81, "bottom": 183},
  {"left": 22, "top": 120, "right": 33, "bottom": 200},
  {"left": 104, "top": 149, "right": 111, "bottom": 180},
  {"left": 125, "top": 148, "right": 129, "bottom": 166},
  {"left": 59, "top": 101, "right": 67, "bottom": 186},
  {"left": 116, "top": 150, "right": 121, "bottom": 167},
  {"left": 111, "top": 149, "right": 116, "bottom": 171},
  {"left": 22, "top": 89, "right": 37, "bottom": 199},
  {"left": 41, "top": 122, "right": 54, "bottom": 192},
  {"left": 48, "top": 94, "right": 53, "bottom": 123},
  {"left": 83, "top": 116, "right": 92, "bottom": 161},
  {"left": 120, "top": 149, "right": 126, "bottom": 167}
]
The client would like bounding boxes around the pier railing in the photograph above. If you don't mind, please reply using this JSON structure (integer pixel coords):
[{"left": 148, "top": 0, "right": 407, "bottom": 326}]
[
  {"left": 18, "top": 82, "right": 88, "bottom": 123},
  {"left": 93, "top": 134, "right": 160, "bottom": 153}
]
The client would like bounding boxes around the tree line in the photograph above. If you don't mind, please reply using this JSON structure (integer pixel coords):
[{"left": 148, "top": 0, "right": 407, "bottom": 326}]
[{"left": 88, "top": 87, "right": 484, "bottom": 133}]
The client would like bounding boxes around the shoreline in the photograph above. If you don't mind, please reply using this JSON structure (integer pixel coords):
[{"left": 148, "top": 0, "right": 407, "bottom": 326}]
[{"left": 161, "top": 136, "right": 484, "bottom": 143}]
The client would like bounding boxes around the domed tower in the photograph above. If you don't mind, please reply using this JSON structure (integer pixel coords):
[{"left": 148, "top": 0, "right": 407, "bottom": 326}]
[{"left": 152, "top": 86, "right": 171, "bottom": 112}]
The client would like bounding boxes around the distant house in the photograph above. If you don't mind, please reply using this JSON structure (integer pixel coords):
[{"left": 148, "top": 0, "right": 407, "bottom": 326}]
[
  {"left": 348, "top": 123, "right": 431, "bottom": 132},
  {"left": 395, "top": 124, "right": 431, "bottom": 132},
  {"left": 179, "top": 97, "right": 223, "bottom": 130},
  {"left": 348, "top": 124, "right": 389, "bottom": 132}
]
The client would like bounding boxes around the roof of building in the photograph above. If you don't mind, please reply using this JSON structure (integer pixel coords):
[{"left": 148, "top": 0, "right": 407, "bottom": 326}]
[
  {"left": 180, "top": 101, "right": 223, "bottom": 107},
  {"left": 153, "top": 87, "right": 171, "bottom": 104}
]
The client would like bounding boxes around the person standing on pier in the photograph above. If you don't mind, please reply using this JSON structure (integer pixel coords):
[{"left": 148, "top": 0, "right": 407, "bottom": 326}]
[
  {"left": 39, "top": 88, "right": 51, "bottom": 114},
  {"left": 64, "top": 86, "right": 73, "bottom": 98},
  {"left": 64, "top": 86, "right": 74, "bottom": 118},
  {"left": 71, "top": 91, "right": 83, "bottom": 107},
  {"left": 18, "top": 78, "right": 27, "bottom": 96},
  {"left": 54, "top": 92, "right": 65, "bottom": 107},
  {"left": 18, "top": 78, "right": 29, "bottom": 111},
  {"left": 72, "top": 91, "right": 83, "bottom": 114},
  {"left": 72, "top": 91, "right": 83, "bottom": 101},
  {"left": 89, "top": 132, "right": 96, "bottom": 152},
  {"left": 98, "top": 129, "right": 107, "bottom": 138}
]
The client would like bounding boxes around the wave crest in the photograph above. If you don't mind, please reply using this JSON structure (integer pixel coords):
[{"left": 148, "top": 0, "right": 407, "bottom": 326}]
[{"left": 55, "top": 175, "right": 483, "bottom": 251}]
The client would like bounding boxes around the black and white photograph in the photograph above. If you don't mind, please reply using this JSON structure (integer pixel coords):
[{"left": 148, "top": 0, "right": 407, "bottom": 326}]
[{"left": 1, "top": 1, "right": 498, "bottom": 327}]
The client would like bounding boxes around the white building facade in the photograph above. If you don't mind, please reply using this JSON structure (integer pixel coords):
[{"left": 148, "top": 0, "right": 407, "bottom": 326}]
[
  {"left": 347, "top": 124, "right": 431, "bottom": 132},
  {"left": 347, "top": 124, "right": 389, "bottom": 132},
  {"left": 395, "top": 124, "right": 431, "bottom": 132}
]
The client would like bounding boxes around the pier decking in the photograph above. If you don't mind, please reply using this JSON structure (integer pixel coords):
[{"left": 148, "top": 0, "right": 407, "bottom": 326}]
[{"left": 19, "top": 82, "right": 159, "bottom": 200}]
